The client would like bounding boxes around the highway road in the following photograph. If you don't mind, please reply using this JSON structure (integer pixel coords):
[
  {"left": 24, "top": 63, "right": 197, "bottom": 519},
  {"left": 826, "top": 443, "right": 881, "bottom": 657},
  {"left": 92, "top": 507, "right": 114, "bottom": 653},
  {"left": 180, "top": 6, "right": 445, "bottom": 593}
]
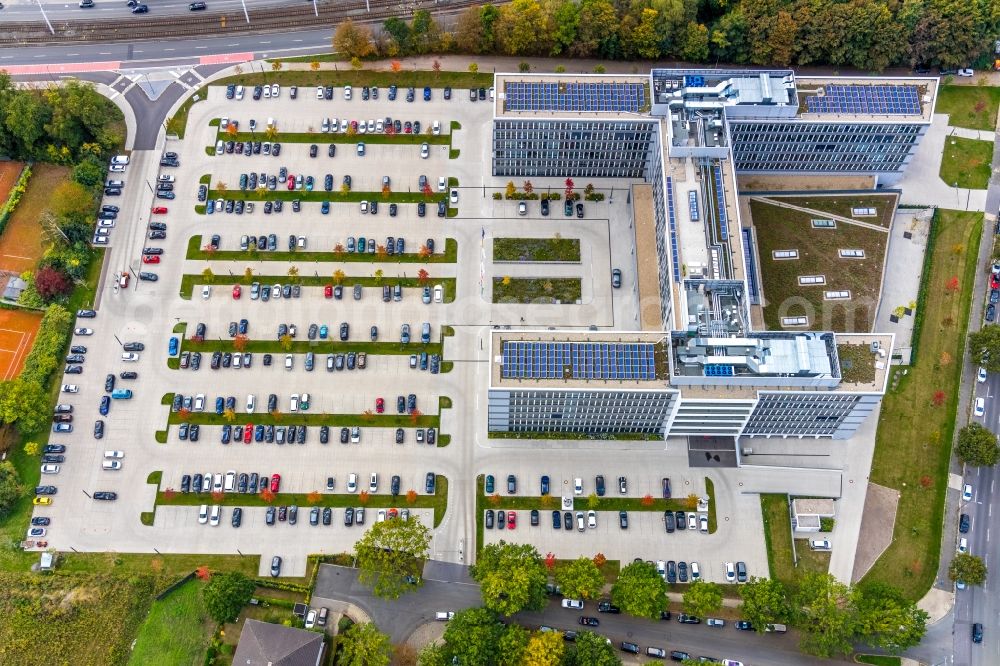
[{"left": 0, "top": 0, "right": 286, "bottom": 20}]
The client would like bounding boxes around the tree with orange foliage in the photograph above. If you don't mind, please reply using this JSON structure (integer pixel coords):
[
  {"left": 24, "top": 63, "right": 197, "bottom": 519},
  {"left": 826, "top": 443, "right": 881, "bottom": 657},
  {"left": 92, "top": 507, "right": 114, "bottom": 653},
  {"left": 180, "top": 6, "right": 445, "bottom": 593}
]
[
  {"left": 233, "top": 334, "right": 248, "bottom": 352},
  {"left": 409, "top": 408, "right": 422, "bottom": 424},
  {"left": 593, "top": 552, "right": 607, "bottom": 567},
  {"left": 359, "top": 490, "right": 370, "bottom": 505},
  {"left": 333, "top": 243, "right": 345, "bottom": 255},
  {"left": 177, "top": 407, "right": 191, "bottom": 422},
  {"left": 362, "top": 409, "right": 375, "bottom": 422},
  {"left": 203, "top": 243, "right": 216, "bottom": 255},
  {"left": 488, "top": 493, "right": 501, "bottom": 506},
  {"left": 382, "top": 183, "right": 391, "bottom": 198},
  {"left": 376, "top": 244, "right": 388, "bottom": 259},
  {"left": 261, "top": 489, "right": 276, "bottom": 503},
  {"left": 406, "top": 489, "right": 417, "bottom": 504},
  {"left": 640, "top": 494, "right": 654, "bottom": 507},
  {"left": 421, "top": 182, "right": 433, "bottom": 198},
  {"left": 211, "top": 491, "right": 224, "bottom": 503},
  {"left": 391, "top": 60, "right": 402, "bottom": 73},
  {"left": 307, "top": 490, "right": 321, "bottom": 504},
  {"left": 418, "top": 244, "right": 432, "bottom": 258}
]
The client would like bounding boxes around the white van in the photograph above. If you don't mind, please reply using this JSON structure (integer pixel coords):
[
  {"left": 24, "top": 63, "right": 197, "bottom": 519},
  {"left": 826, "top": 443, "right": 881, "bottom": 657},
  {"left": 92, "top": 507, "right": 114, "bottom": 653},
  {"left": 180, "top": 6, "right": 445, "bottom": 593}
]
[
  {"left": 434, "top": 611, "right": 454, "bottom": 621},
  {"left": 106, "top": 179, "right": 125, "bottom": 188},
  {"left": 224, "top": 470, "right": 236, "bottom": 492},
  {"left": 110, "top": 154, "right": 130, "bottom": 165}
]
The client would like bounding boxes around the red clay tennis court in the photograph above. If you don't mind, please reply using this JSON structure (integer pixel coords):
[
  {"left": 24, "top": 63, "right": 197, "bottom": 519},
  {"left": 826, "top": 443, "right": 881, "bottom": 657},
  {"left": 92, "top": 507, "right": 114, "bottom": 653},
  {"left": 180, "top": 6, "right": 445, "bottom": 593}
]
[{"left": 0, "top": 307, "right": 41, "bottom": 380}]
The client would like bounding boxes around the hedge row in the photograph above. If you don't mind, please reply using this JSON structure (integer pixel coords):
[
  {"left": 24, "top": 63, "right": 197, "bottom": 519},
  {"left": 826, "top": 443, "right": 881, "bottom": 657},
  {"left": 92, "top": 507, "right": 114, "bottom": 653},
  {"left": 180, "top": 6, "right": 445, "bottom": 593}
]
[
  {"left": 19, "top": 304, "right": 72, "bottom": 387},
  {"left": 0, "top": 164, "right": 31, "bottom": 237}
]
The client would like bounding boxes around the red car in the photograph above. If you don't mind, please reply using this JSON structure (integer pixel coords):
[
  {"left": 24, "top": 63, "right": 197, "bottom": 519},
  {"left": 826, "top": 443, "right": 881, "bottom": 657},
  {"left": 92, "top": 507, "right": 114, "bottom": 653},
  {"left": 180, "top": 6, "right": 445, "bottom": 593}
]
[
  {"left": 388, "top": 508, "right": 398, "bottom": 519},
  {"left": 324, "top": 284, "right": 333, "bottom": 298},
  {"left": 244, "top": 424, "right": 253, "bottom": 444},
  {"left": 232, "top": 285, "right": 241, "bottom": 299},
  {"left": 142, "top": 255, "right": 160, "bottom": 264},
  {"left": 151, "top": 207, "right": 168, "bottom": 214},
  {"left": 507, "top": 511, "right": 516, "bottom": 529},
  {"left": 375, "top": 398, "right": 384, "bottom": 414},
  {"left": 991, "top": 274, "right": 1000, "bottom": 290},
  {"left": 351, "top": 120, "right": 359, "bottom": 132},
  {"left": 287, "top": 176, "right": 295, "bottom": 191},
  {"left": 270, "top": 474, "right": 280, "bottom": 492}
]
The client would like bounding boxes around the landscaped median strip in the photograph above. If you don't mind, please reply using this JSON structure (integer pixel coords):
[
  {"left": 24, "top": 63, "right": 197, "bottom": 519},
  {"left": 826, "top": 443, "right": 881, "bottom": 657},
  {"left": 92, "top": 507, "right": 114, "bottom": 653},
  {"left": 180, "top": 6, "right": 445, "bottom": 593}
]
[
  {"left": 214, "top": 130, "right": 451, "bottom": 146},
  {"left": 186, "top": 234, "right": 458, "bottom": 264},
  {"left": 178, "top": 273, "right": 455, "bottom": 301},
  {"left": 145, "top": 474, "right": 450, "bottom": 527},
  {"left": 163, "top": 406, "right": 440, "bottom": 429},
  {"left": 179, "top": 337, "right": 443, "bottom": 357},
  {"left": 203, "top": 186, "right": 447, "bottom": 204}
]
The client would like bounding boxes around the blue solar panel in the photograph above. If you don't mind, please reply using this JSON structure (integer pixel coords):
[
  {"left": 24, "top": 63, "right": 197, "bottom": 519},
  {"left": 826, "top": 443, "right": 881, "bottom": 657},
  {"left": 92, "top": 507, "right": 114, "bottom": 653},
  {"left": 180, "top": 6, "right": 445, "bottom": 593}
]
[
  {"left": 501, "top": 341, "right": 657, "bottom": 381},
  {"left": 713, "top": 167, "right": 728, "bottom": 241},
  {"left": 742, "top": 228, "right": 760, "bottom": 305},
  {"left": 804, "top": 84, "right": 920, "bottom": 115},
  {"left": 704, "top": 364, "right": 734, "bottom": 377},
  {"left": 667, "top": 178, "right": 681, "bottom": 282},
  {"left": 688, "top": 190, "right": 700, "bottom": 222},
  {"left": 504, "top": 82, "right": 646, "bottom": 113}
]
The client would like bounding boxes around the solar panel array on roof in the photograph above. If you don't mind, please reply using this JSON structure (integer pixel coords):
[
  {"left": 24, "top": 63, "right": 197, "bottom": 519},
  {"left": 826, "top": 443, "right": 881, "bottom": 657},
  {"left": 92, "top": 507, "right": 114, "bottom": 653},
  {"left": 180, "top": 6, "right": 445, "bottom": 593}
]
[
  {"left": 713, "top": 167, "right": 728, "bottom": 241},
  {"left": 805, "top": 85, "right": 920, "bottom": 115},
  {"left": 501, "top": 341, "right": 657, "bottom": 381},
  {"left": 504, "top": 82, "right": 646, "bottom": 113},
  {"left": 688, "top": 190, "right": 700, "bottom": 222},
  {"left": 667, "top": 179, "right": 681, "bottom": 282}
]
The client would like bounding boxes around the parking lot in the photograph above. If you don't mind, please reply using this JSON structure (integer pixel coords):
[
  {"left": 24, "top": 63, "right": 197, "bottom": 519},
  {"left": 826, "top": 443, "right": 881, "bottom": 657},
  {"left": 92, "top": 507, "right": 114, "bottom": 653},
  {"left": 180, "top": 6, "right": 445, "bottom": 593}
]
[{"left": 28, "top": 73, "right": 768, "bottom": 579}]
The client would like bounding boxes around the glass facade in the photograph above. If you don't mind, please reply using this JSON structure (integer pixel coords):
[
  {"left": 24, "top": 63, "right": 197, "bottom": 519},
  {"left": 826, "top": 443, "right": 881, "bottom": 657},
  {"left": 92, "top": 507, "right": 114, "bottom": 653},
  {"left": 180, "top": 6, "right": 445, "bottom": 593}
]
[
  {"left": 492, "top": 119, "right": 658, "bottom": 178},
  {"left": 729, "top": 121, "right": 924, "bottom": 173},
  {"left": 742, "top": 392, "right": 863, "bottom": 436}
]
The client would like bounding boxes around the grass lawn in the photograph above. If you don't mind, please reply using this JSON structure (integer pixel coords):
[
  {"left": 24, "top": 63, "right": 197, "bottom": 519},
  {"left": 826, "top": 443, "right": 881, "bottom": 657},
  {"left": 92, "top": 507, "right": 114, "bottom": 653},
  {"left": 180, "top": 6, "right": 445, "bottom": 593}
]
[
  {"left": 764, "top": 193, "right": 898, "bottom": 229},
  {"left": 215, "top": 69, "right": 495, "bottom": 90},
  {"left": 129, "top": 578, "right": 213, "bottom": 666},
  {"left": 760, "top": 494, "right": 830, "bottom": 591},
  {"left": 493, "top": 237, "right": 581, "bottom": 262},
  {"left": 862, "top": 209, "right": 982, "bottom": 600},
  {"left": 167, "top": 85, "right": 207, "bottom": 139},
  {"left": 492, "top": 278, "right": 582, "bottom": 304},
  {"left": 837, "top": 344, "right": 878, "bottom": 384},
  {"left": 855, "top": 655, "right": 901, "bottom": 666},
  {"left": 750, "top": 198, "right": 888, "bottom": 332},
  {"left": 935, "top": 85, "right": 1000, "bottom": 131},
  {"left": 187, "top": 234, "right": 457, "bottom": 264},
  {"left": 940, "top": 136, "right": 994, "bottom": 189},
  {"left": 179, "top": 273, "right": 455, "bottom": 302}
]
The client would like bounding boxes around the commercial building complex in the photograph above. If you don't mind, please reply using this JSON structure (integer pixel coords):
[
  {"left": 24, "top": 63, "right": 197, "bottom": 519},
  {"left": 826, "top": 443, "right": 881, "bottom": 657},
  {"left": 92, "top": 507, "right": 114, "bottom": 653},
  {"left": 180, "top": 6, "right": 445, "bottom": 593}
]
[{"left": 487, "top": 69, "right": 922, "bottom": 441}]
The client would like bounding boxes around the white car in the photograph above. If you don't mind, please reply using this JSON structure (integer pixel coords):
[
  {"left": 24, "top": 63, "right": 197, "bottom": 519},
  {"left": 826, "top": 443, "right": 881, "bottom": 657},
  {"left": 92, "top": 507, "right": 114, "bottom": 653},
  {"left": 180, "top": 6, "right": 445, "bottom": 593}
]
[
  {"left": 975, "top": 397, "right": 986, "bottom": 417},
  {"left": 109, "top": 164, "right": 126, "bottom": 173},
  {"left": 688, "top": 513, "right": 697, "bottom": 530},
  {"left": 438, "top": 176, "right": 446, "bottom": 192},
  {"left": 305, "top": 609, "right": 316, "bottom": 629},
  {"left": 369, "top": 472, "right": 378, "bottom": 492},
  {"left": 285, "top": 354, "right": 293, "bottom": 370},
  {"left": 321, "top": 118, "right": 330, "bottom": 132},
  {"left": 957, "top": 68, "right": 974, "bottom": 77},
  {"left": 209, "top": 505, "right": 221, "bottom": 526},
  {"left": 246, "top": 394, "right": 255, "bottom": 413},
  {"left": 587, "top": 510, "right": 597, "bottom": 529},
  {"left": 376, "top": 119, "right": 384, "bottom": 132},
  {"left": 561, "top": 599, "right": 584, "bottom": 610},
  {"left": 656, "top": 560, "right": 666, "bottom": 578},
  {"left": 74, "top": 328, "right": 93, "bottom": 336},
  {"left": 432, "top": 120, "right": 441, "bottom": 135},
  {"left": 121, "top": 353, "right": 139, "bottom": 362},
  {"left": 706, "top": 618, "right": 725, "bottom": 627},
  {"left": 344, "top": 85, "right": 352, "bottom": 100},
  {"left": 97, "top": 219, "right": 115, "bottom": 229},
  {"left": 347, "top": 473, "right": 358, "bottom": 493},
  {"left": 978, "top": 367, "right": 988, "bottom": 383},
  {"left": 366, "top": 119, "right": 375, "bottom": 133},
  {"left": 270, "top": 84, "right": 279, "bottom": 98},
  {"left": 290, "top": 393, "right": 299, "bottom": 412},
  {"left": 699, "top": 514, "right": 709, "bottom": 532},
  {"left": 420, "top": 143, "right": 429, "bottom": 159},
  {"left": 102, "top": 460, "right": 122, "bottom": 470},
  {"left": 194, "top": 394, "right": 205, "bottom": 411},
  {"left": 104, "top": 450, "right": 124, "bottom": 459},
  {"left": 574, "top": 478, "right": 583, "bottom": 495},
  {"left": 690, "top": 562, "right": 700, "bottom": 580},
  {"left": 316, "top": 85, "right": 324, "bottom": 99},
  {"left": 450, "top": 188, "right": 458, "bottom": 204},
  {"left": 61, "top": 384, "right": 79, "bottom": 393},
  {"left": 198, "top": 505, "right": 209, "bottom": 524},
  {"left": 110, "top": 154, "right": 130, "bottom": 165},
  {"left": 360, "top": 201, "right": 369, "bottom": 214},
  {"left": 725, "top": 562, "right": 736, "bottom": 582},
  {"left": 41, "top": 464, "right": 60, "bottom": 475},
  {"left": 351, "top": 427, "right": 360, "bottom": 443},
  {"left": 235, "top": 85, "right": 244, "bottom": 100},
  {"left": 958, "top": 537, "right": 968, "bottom": 553},
  {"left": 377, "top": 509, "right": 387, "bottom": 522},
  {"left": 434, "top": 284, "right": 443, "bottom": 303},
  {"left": 201, "top": 285, "right": 211, "bottom": 300},
  {"left": 963, "top": 483, "right": 973, "bottom": 501},
  {"left": 330, "top": 117, "right": 339, "bottom": 133}
]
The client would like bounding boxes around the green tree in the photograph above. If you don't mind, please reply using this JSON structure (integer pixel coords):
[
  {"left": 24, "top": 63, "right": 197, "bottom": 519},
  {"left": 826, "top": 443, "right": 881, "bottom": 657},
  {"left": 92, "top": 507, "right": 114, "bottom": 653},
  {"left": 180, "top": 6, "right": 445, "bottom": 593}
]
[
  {"left": 440, "top": 607, "right": 504, "bottom": 665},
  {"left": 409, "top": 10, "right": 439, "bottom": 54},
  {"left": 354, "top": 515, "right": 431, "bottom": 599},
  {"left": 71, "top": 155, "right": 106, "bottom": 189},
  {"left": 453, "top": 5, "right": 484, "bottom": 54},
  {"left": 417, "top": 643, "right": 447, "bottom": 666},
  {"left": 333, "top": 19, "right": 376, "bottom": 58},
  {"left": 202, "top": 571, "right": 255, "bottom": 623},
  {"left": 383, "top": 16, "right": 411, "bottom": 53},
  {"left": 0, "top": 377, "right": 49, "bottom": 434},
  {"left": 23, "top": 441, "right": 39, "bottom": 456},
  {"left": 4, "top": 91, "right": 50, "bottom": 157},
  {"left": 854, "top": 581, "right": 929, "bottom": 654},
  {"left": 957, "top": 422, "right": 1000, "bottom": 466},
  {"left": 624, "top": 8, "right": 660, "bottom": 60},
  {"left": 522, "top": 629, "right": 563, "bottom": 666},
  {"left": 794, "top": 572, "right": 857, "bottom": 658},
  {"left": 339, "top": 621, "right": 392, "bottom": 666},
  {"left": 610, "top": 560, "right": 666, "bottom": 619},
  {"left": 496, "top": 624, "right": 530, "bottom": 666},
  {"left": 682, "top": 580, "right": 723, "bottom": 618},
  {"left": 570, "top": 630, "right": 621, "bottom": 665},
  {"left": 51, "top": 180, "right": 96, "bottom": 225},
  {"left": 571, "top": 0, "right": 619, "bottom": 58},
  {"left": 470, "top": 541, "right": 548, "bottom": 615},
  {"left": 949, "top": 552, "right": 988, "bottom": 586},
  {"left": 738, "top": 576, "right": 792, "bottom": 631},
  {"left": 554, "top": 556, "right": 605, "bottom": 600},
  {"left": 682, "top": 22, "right": 710, "bottom": 62},
  {"left": 548, "top": 0, "right": 580, "bottom": 56},
  {"left": 969, "top": 325, "right": 1000, "bottom": 373},
  {"left": 0, "top": 461, "right": 24, "bottom": 520},
  {"left": 494, "top": 0, "right": 546, "bottom": 55}
]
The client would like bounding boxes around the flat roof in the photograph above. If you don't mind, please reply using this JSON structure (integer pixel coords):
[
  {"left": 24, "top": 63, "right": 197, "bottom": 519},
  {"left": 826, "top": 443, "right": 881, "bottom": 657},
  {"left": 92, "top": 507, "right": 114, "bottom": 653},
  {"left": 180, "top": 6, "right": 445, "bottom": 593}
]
[
  {"left": 631, "top": 183, "right": 664, "bottom": 331},
  {"left": 796, "top": 77, "right": 936, "bottom": 123},
  {"left": 490, "top": 330, "right": 670, "bottom": 389},
  {"left": 495, "top": 73, "right": 652, "bottom": 119}
]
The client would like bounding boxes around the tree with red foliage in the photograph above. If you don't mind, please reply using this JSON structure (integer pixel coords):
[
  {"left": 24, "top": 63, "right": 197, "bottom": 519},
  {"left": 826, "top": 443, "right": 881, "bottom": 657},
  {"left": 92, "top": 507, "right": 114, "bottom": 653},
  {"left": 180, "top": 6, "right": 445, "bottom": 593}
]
[
  {"left": 946, "top": 276, "right": 960, "bottom": 293},
  {"left": 417, "top": 269, "right": 430, "bottom": 285},
  {"left": 211, "top": 491, "right": 224, "bottom": 502},
  {"left": 421, "top": 182, "right": 433, "bottom": 198},
  {"left": 34, "top": 266, "right": 73, "bottom": 302},
  {"left": 932, "top": 390, "right": 946, "bottom": 406},
  {"left": 196, "top": 565, "right": 212, "bottom": 580},
  {"left": 641, "top": 494, "right": 654, "bottom": 507},
  {"left": 564, "top": 178, "right": 575, "bottom": 199},
  {"left": 162, "top": 488, "right": 176, "bottom": 501},
  {"left": 545, "top": 552, "right": 556, "bottom": 570},
  {"left": 177, "top": 407, "right": 191, "bottom": 422}
]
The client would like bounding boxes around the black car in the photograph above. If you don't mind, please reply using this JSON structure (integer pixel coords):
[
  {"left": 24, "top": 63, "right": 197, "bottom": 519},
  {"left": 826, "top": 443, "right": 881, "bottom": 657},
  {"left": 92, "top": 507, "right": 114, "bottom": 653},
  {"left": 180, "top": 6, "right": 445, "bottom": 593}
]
[
  {"left": 552, "top": 510, "right": 561, "bottom": 529},
  {"left": 323, "top": 507, "right": 332, "bottom": 525},
  {"left": 391, "top": 475, "right": 401, "bottom": 496},
  {"left": 106, "top": 374, "right": 117, "bottom": 393},
  {"left": 664, "top": 510, "right": 675, "bottom": 533},
  {"left": 266, "top": 506, "right": 276, "bottom": 525},
  {"left": 43, "top": 444, "right": 66, "bottom": 454},
  {"left": 666, "top": 560, "right": 677, "bottom": 583},
  {"left": 988, "top": 304, "right": 996, "bottom": 322},
  {"left": 960, "top": 513, "right": 971, "bottom": 533},
  {"left": 576, "top": 203, "right": 584, "bottom": 218},
  {"left": 578, "top": 617, "right": 599, "bottom": 627},
  {"left": 595, "top": 475, "right": 606, "bottom": 497},
  {"left": 619, "top": 510, "right": 629, "bottom": 529},
  {"left": 123, "top": 342, "right": 144, "bottom": 352},
  {"left": 735, "top": 620, "right": 754, "bottom": 631},
  {"left": 418, "top": 201, "right": 426, "bottom": 217},
  {"left": 563, "top": 511, "right": 573, "bottom": 530},
  {"left": 677, "top": 613, "right": 700, "bottom": 624},
  {"left": 31, "top": 516, "right": 51, "bottom": 527},
  {"left": 42, "top": 454, "right": 64, "bottom": 463},
  {"left": 426, "top": 472, "right": 436, "bottom": 494},
  {"left": 93, "top": 491, "right": 117, "bottom": 501},
  {"left": 231, "top": 507, "right": 242, "bottom": 527},
  {"left": 973, "top": 622, "right": 984, "bottom": 643},
  {"left": 597, "top": 600, "right": 620, "bottom": 614},
  {"left": 35, "top": 486, "right": 57, "bottom": 495},
  {"left": 530, "top": 509, "right": 539, "bottom": 526},
  {"left": 344, "top": 507, "right": 354, "bottom": 526},
  {"left": 191, "top": 474, "right": 203, "bottom": 493},
  {"left": 340, "top": 427, "right": 349, "bottom": 443},
  {"left": 675, "top": 510, "right": 686, "bottom": 530},
  {"left": 485, "top": 509, "right": 495, "bottom": 529},
  {"left": 320, "top": 426, "right": 329, "bottom": 444}
]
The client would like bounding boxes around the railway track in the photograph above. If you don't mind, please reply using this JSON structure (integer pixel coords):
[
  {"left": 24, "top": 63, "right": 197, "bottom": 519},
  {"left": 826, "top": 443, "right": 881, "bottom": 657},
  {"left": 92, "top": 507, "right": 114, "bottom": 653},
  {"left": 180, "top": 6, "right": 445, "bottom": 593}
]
[{"left": 0, "top": 0, "right": 481, "bottom": 46}]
